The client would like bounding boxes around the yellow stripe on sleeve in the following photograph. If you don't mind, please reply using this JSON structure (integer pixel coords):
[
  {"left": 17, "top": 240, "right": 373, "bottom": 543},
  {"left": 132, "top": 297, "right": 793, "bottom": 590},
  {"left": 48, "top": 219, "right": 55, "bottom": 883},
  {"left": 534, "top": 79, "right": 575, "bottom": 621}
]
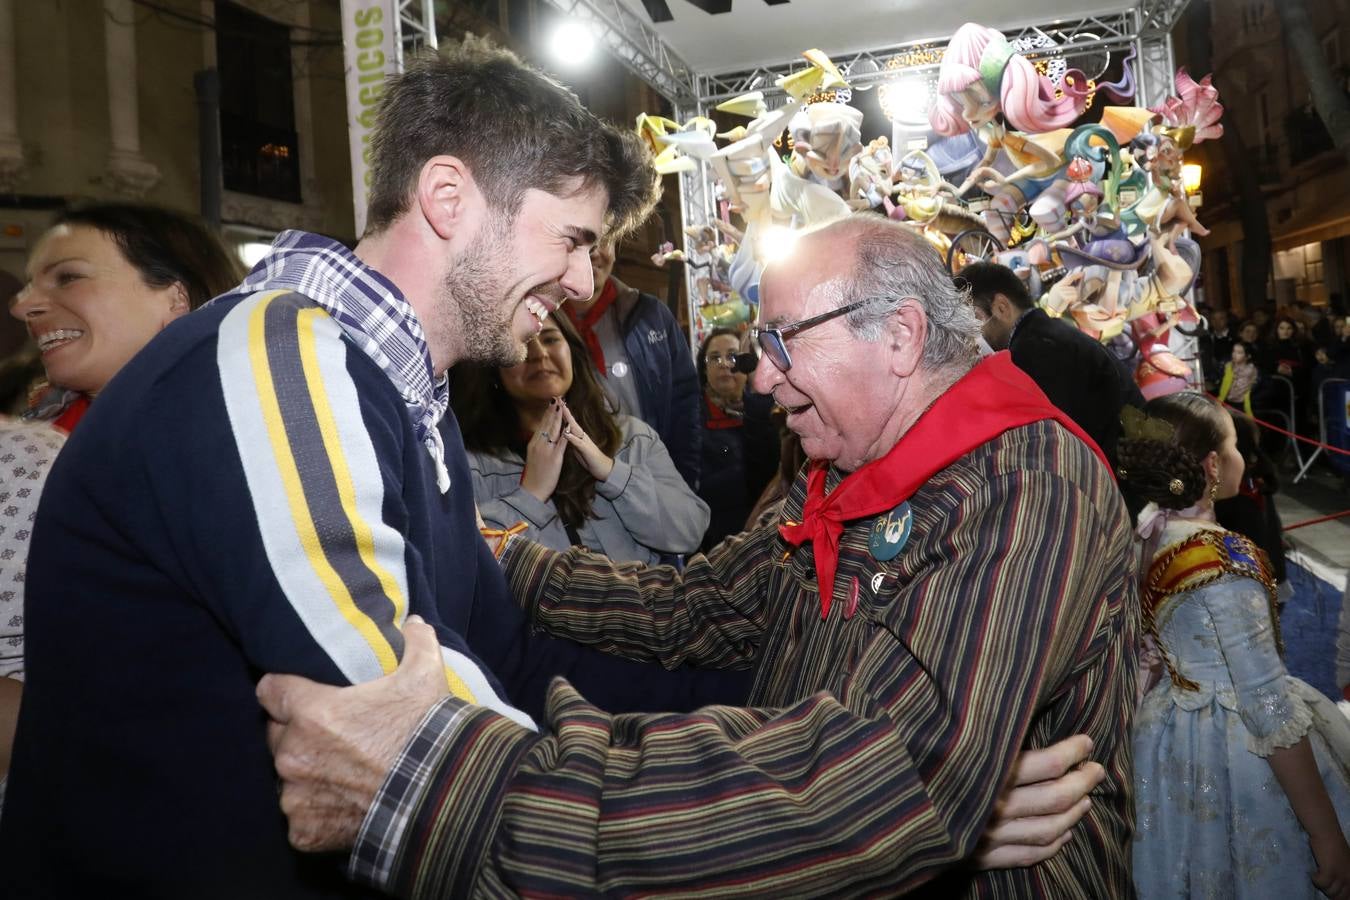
[{"left": 247, "top": 297, "right": 401, "bottom": 674}]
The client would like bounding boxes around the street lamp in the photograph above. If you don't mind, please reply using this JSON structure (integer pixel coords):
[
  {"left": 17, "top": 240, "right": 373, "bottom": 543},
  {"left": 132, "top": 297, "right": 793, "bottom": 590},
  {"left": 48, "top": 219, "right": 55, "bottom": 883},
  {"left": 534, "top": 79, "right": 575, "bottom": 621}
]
[
  {"left": 1181, "top": 163, "right": 1203, "bottom": 209},
  {"left": 1181, "top": 163, "right": 1203, "bottom": 195}
]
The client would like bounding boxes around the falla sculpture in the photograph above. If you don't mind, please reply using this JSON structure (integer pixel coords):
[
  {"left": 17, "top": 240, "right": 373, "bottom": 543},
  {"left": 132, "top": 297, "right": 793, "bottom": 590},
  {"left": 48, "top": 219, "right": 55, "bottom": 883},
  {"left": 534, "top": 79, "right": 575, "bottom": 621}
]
[{"left": 634, "top": 29, "right": 1218, "bottom": 392}]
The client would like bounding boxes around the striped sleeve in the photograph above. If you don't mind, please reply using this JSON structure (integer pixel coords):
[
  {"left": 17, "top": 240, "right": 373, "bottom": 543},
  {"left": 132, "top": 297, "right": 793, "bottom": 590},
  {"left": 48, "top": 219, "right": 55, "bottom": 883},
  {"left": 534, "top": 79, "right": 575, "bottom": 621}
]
[
  {"left": 360, "top": 467, "right": 1125, "bottom": 895},
  {"left": 502, "top": 522, "right": 776, "bottom": 670},
  {"left": 217, "top": 290, "right": 530, "bottom": 728}
]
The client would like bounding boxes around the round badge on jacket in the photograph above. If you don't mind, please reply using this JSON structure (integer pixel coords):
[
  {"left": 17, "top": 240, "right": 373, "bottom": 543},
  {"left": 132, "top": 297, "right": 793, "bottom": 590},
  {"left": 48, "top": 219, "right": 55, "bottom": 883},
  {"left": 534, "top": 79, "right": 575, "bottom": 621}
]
[{"left": 868, "top": 501, "right": 912, "bottom": 562}]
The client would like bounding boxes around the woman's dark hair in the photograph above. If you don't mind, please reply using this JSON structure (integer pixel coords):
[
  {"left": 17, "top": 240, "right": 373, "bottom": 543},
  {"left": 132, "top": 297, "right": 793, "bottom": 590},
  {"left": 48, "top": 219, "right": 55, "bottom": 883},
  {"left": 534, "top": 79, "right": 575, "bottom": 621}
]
[
  {"left": 0, "top": 348, "right": 43, "bottom": 415},
  {"left": 1117, "top": 391, "right": 1227, "bottom": 510},
  {"left": 1226, "top": 407, "right": 1277, "bottom": 490},
  {"left": 451, "top": 311, "right": 622, "bottom": 530},
  {"left": 52, "top": 204, "right": 241, "bottom": 310},
  {"left": 697, "top": 327, "right": 740, "bottom": 390},
  {"left": 1271, "top": 316, "right": 1298, "bottom": 339}
]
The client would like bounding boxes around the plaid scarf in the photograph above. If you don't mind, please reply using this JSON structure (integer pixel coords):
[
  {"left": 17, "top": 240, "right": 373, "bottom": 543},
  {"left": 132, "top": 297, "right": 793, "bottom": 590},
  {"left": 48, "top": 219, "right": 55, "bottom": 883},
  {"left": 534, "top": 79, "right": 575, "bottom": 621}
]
[{"left": 212, "top": 231, "right": 452, "bottom": 492}]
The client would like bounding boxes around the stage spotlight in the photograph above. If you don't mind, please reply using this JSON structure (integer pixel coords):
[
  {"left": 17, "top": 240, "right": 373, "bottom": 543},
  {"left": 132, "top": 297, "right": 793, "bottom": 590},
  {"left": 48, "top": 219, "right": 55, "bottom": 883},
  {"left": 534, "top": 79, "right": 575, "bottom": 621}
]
[
  {"left": 759, "top": 225, "right": 799, "bottom": 262},
  {"left": 550, "top": 20, "right": 596, "bottom": 67},
  {"left": 848, "top": 58, "right": 880, "bottom": 90},
  {"left": 879, "top": 76, "right": 934, "bottom": 128}
]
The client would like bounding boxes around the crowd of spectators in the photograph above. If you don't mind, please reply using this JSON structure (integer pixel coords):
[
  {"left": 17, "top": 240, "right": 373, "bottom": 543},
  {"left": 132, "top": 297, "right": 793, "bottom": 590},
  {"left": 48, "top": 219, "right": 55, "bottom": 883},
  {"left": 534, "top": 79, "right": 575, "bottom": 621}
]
[{"left": 1201, "top": 298, "right": 1350, "bottom": 439}]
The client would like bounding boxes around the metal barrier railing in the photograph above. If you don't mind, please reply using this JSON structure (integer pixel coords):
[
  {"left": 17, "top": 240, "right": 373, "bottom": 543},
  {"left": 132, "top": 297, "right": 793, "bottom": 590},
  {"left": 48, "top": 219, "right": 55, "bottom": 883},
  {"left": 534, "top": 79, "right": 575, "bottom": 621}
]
[
  {"left": 1257, "top": 374, "right": 1305, "bottom": 471},
  {"left": 1295, "top": 378, "right": 1350, "bottom": 484}
]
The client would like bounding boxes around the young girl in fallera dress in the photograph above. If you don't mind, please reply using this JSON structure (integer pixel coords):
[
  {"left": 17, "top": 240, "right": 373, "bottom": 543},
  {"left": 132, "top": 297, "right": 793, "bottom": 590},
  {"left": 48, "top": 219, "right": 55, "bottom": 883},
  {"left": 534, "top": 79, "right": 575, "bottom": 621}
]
[{"left": 1119, "top": 392, "right": 1350, "bottom": 899}]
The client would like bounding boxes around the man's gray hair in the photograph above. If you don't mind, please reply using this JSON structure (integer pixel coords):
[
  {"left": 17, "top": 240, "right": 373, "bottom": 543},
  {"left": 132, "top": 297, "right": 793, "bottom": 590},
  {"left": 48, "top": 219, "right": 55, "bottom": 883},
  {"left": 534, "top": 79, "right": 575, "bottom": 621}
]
[{"left": 829, "top": 214, "right": 980, "bottom": 371}]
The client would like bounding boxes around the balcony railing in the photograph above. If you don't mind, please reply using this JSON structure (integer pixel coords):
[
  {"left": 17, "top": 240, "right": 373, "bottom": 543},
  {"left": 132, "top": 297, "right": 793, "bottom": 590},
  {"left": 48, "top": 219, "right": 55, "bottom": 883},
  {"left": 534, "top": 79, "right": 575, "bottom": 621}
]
[{"left": 221, "top": 112, "right": 302, "bottom": 205}]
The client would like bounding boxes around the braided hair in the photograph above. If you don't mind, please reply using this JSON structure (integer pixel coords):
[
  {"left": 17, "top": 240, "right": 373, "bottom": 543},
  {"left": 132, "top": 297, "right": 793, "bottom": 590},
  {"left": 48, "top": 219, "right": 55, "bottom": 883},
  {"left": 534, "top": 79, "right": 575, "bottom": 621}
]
[{"left": 1117, "top": 392, "right": 1226, "bottom": 510}]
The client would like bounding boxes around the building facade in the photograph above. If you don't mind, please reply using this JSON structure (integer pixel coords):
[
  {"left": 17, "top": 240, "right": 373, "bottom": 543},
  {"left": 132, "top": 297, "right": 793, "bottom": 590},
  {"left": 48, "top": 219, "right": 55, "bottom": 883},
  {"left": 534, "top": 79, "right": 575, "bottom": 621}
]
[
  {"left": 0, "top": 0, "right": 356, "bottom": 282},
  {"left": 1188, "top": 0, "right": 1350, "bottom": 313},
  {"left": 0, "top": 0, "right": 680, "bottom": 312}
]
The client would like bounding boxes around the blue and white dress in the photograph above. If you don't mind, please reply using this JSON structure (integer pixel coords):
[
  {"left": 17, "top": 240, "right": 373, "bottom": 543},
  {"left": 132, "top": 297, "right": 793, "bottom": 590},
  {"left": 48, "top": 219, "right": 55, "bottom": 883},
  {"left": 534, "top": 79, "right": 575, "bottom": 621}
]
[{"left": 1134, "top": 520, "right": 1350, "bottom": 898}]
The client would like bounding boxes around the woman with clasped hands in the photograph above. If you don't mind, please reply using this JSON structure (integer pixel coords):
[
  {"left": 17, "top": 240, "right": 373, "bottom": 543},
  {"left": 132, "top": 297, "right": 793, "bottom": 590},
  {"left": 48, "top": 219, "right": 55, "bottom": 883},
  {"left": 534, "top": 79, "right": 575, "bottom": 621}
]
[{"left": 453, "top": 311, "right": 709, "bottom": 564}]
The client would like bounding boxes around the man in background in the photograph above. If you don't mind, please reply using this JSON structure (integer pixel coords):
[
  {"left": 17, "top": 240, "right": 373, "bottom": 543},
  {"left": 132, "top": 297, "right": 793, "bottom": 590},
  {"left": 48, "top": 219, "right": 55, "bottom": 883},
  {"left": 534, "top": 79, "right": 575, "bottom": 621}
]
[
  {"left": 962, "top": 261, "right": 1144, "bottom": 470},
  {"left": 566, "top": 237, "right": 702, "bottom": 489}
]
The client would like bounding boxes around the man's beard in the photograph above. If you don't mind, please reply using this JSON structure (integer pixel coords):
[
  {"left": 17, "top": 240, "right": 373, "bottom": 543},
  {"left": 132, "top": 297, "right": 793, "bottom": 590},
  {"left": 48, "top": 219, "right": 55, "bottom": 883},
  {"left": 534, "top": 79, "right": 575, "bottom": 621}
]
[{"left": 440, "top": 221, "right": 526, "bottom": 368}]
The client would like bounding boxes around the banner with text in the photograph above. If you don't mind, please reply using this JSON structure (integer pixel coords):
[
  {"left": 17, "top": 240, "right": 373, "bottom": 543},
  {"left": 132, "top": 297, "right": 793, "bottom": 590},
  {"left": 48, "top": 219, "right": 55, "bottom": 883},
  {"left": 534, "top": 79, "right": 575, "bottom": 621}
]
[{"left": 340, "top": 0, "right": 398, "bottom": 237}]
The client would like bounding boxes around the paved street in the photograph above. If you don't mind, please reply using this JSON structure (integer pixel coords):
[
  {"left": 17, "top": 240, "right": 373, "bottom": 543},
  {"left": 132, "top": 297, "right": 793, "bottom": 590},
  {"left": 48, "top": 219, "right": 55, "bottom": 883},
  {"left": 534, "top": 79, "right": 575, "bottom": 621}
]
[
  {"left": 1274, "top": 451, "right": 1349, "bottom": 699},
  {"left": 1276, "top": 452, "right": 1350, "bottom": 574}
]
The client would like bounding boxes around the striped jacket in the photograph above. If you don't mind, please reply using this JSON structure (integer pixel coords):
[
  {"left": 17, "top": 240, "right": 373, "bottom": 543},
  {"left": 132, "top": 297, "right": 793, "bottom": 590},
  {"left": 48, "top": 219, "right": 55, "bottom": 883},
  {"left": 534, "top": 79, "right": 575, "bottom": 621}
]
[
  {"left": 353, "top": 419, "right": 1139, "bottom": 897},
  {"left": 0, "top": 269, "right": 744, "bottom": 896}
]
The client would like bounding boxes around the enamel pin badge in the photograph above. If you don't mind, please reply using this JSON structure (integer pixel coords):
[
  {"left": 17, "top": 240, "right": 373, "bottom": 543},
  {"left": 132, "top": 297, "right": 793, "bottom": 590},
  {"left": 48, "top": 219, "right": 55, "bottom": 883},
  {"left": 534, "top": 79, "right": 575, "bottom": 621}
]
[{"left": 868, "top": 501, "right": 912, "bottom": 562}]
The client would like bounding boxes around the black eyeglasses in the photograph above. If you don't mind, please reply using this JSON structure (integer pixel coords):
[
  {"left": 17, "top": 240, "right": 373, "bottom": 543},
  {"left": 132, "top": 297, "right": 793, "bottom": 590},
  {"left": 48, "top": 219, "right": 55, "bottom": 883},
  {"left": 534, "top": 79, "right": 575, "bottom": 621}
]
[{"left": 753, "top": 296, "right": 910, "bottom": 371}]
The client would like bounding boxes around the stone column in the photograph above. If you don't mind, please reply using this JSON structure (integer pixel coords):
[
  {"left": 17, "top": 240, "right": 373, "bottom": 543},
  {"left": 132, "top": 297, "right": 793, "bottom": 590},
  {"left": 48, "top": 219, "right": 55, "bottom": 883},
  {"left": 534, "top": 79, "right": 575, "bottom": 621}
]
[
  {"left": 102, "top": 0, "right": 160, "bottom": 196},
  {"left": 0, "top": 0, "right": 26, "bottom": 190}
]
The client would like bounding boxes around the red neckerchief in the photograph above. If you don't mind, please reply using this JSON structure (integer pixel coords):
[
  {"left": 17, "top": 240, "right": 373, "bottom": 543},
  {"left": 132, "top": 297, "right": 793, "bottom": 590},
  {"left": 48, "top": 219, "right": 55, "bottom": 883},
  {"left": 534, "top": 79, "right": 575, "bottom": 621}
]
[
  {"left": 565, "top": 279, "right": 618, "bottom": 373},
  {"left": 52, "top": 394, "right": 92, "bottom": 434},
  {"left": 704, "top": 395, "right": 743, "bottom": 430},
  {"left": 779, "top": 352, "right": 1109, "bottom": 618}
]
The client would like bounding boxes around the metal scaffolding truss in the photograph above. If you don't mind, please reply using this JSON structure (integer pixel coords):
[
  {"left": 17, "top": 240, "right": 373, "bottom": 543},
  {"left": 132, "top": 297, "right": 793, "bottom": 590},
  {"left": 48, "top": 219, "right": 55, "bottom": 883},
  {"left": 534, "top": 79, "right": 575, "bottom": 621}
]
[
  {"left": 393, "top": 0, "right": 439, "bottom": 69},
  {"left": 698, "top": 11, "right": 1138, "bottom": 105},
  {"left": 530, "top": 1, "right": 1192, "bottom": 348},
  {"left": 1138, "top": 0, "right": 1193, "bottom": 35},
  {"left": 1133, "top": 0, "right": 1191, "bottom": 108},
  {"left": 538, "top": 0, "right": 700, "bottom": 103},
  {"left": 527, "top": 3, "right": 1191, "bottom": 110}
]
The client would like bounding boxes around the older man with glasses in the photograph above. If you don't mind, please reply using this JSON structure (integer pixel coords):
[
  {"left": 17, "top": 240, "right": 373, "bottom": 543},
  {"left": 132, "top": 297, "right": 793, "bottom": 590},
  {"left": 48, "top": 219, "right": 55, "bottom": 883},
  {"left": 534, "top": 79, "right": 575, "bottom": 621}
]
[{"left": 260, "top": 214, "right": 1138, "bottom": 898}]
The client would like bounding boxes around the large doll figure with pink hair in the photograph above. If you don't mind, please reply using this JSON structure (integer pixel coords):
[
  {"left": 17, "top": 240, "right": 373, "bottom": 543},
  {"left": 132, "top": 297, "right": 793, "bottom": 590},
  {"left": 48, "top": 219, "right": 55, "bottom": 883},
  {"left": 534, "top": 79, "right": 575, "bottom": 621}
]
[{"left": 930, "top": 23, "right": 1089, "bottom": 244}]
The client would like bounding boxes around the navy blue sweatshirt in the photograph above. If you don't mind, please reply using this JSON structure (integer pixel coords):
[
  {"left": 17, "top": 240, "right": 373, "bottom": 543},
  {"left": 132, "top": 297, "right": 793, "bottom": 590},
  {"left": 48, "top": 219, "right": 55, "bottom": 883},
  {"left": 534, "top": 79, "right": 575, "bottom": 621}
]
[{"left": 0, "top": 290, "right": 746, "bottom": 897}]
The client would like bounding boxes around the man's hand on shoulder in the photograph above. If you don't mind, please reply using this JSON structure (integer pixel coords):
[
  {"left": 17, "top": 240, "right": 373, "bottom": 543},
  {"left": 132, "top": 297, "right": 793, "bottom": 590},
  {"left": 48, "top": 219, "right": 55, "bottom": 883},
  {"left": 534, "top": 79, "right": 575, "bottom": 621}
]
[
  {"left": 974, "top": 734, "right": 1105, "bottom": 869},
  {"left": 257, "top": 616, "right": 449, "bottom": 852}
]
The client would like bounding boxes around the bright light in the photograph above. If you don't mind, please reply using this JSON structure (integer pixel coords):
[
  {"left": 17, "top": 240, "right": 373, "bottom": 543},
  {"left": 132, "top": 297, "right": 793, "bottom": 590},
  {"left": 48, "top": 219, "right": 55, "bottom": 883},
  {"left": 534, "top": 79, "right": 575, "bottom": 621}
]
[
  {"left": 549, "top": 21, "right": 596, "bottom": 67},
  {"left": 238, "top": 241, "right": 272, "bottom": 270},
  {"left": 1181, "top": 163, "right": 1203, "bottom": 195},
  {"left": 879, "top": 76, "right": 933, "bottom": 127},
  {"left": 759, "top": 225, "right": 799, "bottom": 262}
]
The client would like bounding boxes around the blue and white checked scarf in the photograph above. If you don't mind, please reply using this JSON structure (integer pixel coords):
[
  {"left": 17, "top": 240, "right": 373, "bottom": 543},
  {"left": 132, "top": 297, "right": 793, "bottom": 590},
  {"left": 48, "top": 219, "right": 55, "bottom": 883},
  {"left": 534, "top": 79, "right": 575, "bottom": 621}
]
[{"left": 212, "top": 231, "right": 452, "bottom": 492}]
